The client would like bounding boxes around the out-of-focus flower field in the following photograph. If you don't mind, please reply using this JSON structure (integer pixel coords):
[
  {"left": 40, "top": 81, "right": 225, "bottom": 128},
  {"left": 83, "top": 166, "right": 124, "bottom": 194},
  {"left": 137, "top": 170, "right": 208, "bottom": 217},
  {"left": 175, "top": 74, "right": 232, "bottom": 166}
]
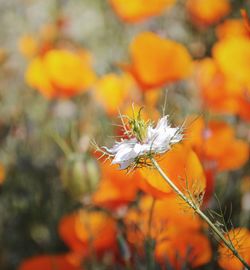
[{"left": 0, "top": 0, "right": 250, "bottom": 269}]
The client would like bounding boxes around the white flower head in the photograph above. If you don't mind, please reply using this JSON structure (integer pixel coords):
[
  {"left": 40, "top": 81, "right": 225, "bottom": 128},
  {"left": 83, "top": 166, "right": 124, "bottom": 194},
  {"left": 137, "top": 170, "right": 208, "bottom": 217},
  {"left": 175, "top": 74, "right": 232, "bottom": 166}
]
[{"left": 100, "top": 110, "right": 183, "bottom": 171}]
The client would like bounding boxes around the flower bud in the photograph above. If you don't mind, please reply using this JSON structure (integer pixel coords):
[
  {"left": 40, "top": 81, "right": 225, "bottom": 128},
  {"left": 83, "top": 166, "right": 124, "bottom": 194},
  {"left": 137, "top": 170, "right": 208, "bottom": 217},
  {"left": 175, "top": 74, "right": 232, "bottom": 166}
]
[{"left": 61, "top": 154, "right": 99, "bottom": 200}]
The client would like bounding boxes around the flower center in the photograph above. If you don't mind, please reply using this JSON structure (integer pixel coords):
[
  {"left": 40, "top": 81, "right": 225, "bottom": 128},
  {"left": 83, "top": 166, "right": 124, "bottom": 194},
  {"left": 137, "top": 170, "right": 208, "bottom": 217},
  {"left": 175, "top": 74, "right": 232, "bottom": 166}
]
[
  {"left": 127, "top": 107, "right": 149, "bottom": 143},
  {"left": 129, "top": 117, "right": 148, "bottom": 143}
]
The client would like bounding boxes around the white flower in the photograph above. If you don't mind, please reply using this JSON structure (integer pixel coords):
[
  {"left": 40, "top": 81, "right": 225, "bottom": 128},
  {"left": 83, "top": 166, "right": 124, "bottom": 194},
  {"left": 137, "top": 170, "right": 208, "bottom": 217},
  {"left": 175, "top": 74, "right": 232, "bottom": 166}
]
[{"left": 104, "top": 115, "right": 183, "bottom": 170}]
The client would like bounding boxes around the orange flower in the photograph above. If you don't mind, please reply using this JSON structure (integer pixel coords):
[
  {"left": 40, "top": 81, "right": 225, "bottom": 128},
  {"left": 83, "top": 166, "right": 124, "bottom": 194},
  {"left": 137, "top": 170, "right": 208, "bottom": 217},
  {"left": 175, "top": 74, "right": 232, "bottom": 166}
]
[
  {"left": 19, "top": 253, "right": 83, "bottom": 270},
  {"left": 94, "top": 73, "right": 135, "bottom": 115},
  {"left": 125, "top": 196, "right": 202, "bottom": 245},
  {"left": 213, "top": 37, "right": 250, "bottom": 92},
  {"left": 186, "top": 117, "right": 249, "bottom": 172},
  {"left": 194, "top": 58, "right": 250, "bottom": 118},
  {"left": 26, "top": 49, "right": 96, "bottom": 99},
  {"left": 18, "top": 35, "right": 38, "bottom": 59},
  {"left": 125, "top": 32, "right": 192, "bottom": 90},
  {"left": 125, "top": 196, "right": 211, "bottom": 268},
  {"left": 19, "top": 22, "right": 62, "bottom": 60},
  {"left": 59, "top": 210, "right": 117, "bottom": 254},
  {"left": 155, "top": 231, "right": 211, "bottom": 269},
  {"left": 186, "top": 0, "right": 231, "bottom": 26},
  {"left": 0, "top": 163, "right": 5, "bottom": 185},
  {"left": 241, "top": 9, "right": 250, "bottom": 34},
  {"left": 216, "top": 19, "right": 250, "bottom": 40},
  {"left": 92, "top": 162, "right": 138, "bottom": 209},
  {"left": 218, "top": 228, "right": 250, "bottom": 270},
  {"left": 125, "top": 195, "right": 202, "bottom": 245},
  {"left": 138, "top": 144, "right": 206, "bottom": 198},
  {"left": 109, "top": 0, "right": 175, "bottom": 23}
]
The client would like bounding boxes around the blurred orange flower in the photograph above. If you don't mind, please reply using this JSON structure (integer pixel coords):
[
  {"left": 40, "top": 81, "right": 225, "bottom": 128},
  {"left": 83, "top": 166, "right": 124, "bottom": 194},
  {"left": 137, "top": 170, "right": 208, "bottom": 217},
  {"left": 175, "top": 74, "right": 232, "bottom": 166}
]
[
  {"left": 186, "top": 0, "right": 231, "bottom": 26},
  {"left": 125, "top": 196, "right": 211, "bottom": 268},
  {"left": 138, "top": 144, "right": 206, "bottom": 198},
  {"left": 186, "top": 117, "right": 249, "bottom": 172},
  {"left": 213, "top": 37, "right": 250, "bottom": 93},
  {"left": 241, "top": 9, "right": 250, "bottom": 34},
  {"left": 19, "top": 20, "right": 66, "bottom": 59},
  {"left": 216, "top": 19, "right": 250, "bottom": 40},
  {"left": 109, "top": 0, "right": 175, "bottom": 23},
  {"left": 26, "top": 49, "right": 96, "bottom": 99},
  {"left": 0, "top": 163, "right": 5, "bottom": 185},
  {"left": 92, "top": 162, "right": 138, "bottom": 209},
  {"left": 94, "top": 73, "right": 135, "bottom": 115},
  {"left": 59, "top": 210, "right": 117, "bottom": 255},
  {"left": 156, "top": 231, "right": 211, "bottom": 269},
  {"left": 124, "top": 32, "right": 192, "bottom": 90},
  {"left": 19, "top": 253, "right": 83, "bottom": 270},
  {"left": 194, "top": 58, "right": 250, "bottom": 120},
  {"left": 218, "top": 228, "right": 250, "bottom": 270},
  {"left": 18, "top": 35, "right": 39, "bottom": 59}
]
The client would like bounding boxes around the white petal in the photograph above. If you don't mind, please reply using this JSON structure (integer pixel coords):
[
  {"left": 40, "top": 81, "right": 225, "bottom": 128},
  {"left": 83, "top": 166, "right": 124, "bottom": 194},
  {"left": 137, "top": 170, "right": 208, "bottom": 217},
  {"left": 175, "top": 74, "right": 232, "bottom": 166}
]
[
  {"left": 146, "top": 116, "right": 183, "bottom": 154},
  {"left": 118, "top": 159, "right": 135, "bottom": 170},
  {"left": 105, "top": 138, "right": 137, "bottom": 154},
  {"left": 155, "top": 115, "right": 170, "bottom": 131},
  {"left": 113, "top": 147, "right": 136, "bottom": 164}
]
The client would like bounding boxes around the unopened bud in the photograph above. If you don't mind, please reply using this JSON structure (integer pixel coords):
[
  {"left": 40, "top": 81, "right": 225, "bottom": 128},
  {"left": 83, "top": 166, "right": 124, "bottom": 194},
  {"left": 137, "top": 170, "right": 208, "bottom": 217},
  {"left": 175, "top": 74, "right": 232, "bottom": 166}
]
[{"left": 61, "top": 154, "right": 99, "bottom": 200}]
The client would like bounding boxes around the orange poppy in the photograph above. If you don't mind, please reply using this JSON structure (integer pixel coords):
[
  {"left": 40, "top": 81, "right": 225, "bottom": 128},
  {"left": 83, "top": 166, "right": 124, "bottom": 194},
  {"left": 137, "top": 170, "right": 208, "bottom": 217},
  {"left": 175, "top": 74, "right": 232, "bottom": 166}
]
[
  {"left": 138, "top": 144, "right": 206, "bottom": 198},
  {"left": 241, "top": 9, "right": 250, "bottom": 34},
  {"left": 194, "top": 58, "right": 250, "bottom": 118},
  {"left": 26, "top": 49, "right": 96, "bottom": 99},
  {"left": 59, "top": 210, "right": 117, "bottom": 254},
  {"left": 18, "top": 253, "right": 83, "bottom": 270},
  {"left": 218, "top": 228, "right": 250, "bottom": 270},
  {"left": 0, "top": 163, "right": 5, "bottom": 185},
  {"left": 92, "top": 162, "right": 138, "bottom": 209},
  {"left": 155, "top": 231, "right": 211, "bottom": 269},
  {"left": 213, "top": 37, "right": 250, "bottom": 92},
  {"left": 19, "top": 21, "right": 62, "bottom": 59},
  {"left": 124, "top": 32, "right": 192, "bottom": 90},
  {"left": 186, "top": 0, "right": 231, "bottom": 26},
  {"left": 125, "top": 196, "right": 203, "bottom": 245},
  {"left": 186, "top": 117, "right": 249, "bottom": 172},
  {"left": 93, "top": 73, "right": 136, "bottom": 116},
  {"left": 216, "top": 19, "right": 250, "bottom": 40},
  {"left": 125, "top": 196, "right": 211, "bottom": 268},
  {"left": 109, "top": 0, "right": 175, "bottom": 23},
  {"left": 18, "top": 35, "right": 39, "bottom": 59},
  {"left": 203, "top": 169, "right": 215, "bottom": 204}
]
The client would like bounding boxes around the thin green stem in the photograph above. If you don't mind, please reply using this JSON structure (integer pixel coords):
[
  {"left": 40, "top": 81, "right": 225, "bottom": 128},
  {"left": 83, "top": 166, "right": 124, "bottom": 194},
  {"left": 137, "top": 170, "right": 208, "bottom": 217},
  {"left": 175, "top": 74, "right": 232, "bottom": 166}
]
[
  {"left": 48, "top": 131, "right": 72, "bottom": 157},
  {"left": 150, "top": 157, "right": 250, "bottom": 270}
]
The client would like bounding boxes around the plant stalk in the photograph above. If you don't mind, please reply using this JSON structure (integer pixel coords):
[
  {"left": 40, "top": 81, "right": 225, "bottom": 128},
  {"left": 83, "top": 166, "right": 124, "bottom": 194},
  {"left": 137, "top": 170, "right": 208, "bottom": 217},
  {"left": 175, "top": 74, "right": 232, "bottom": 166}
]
[{"left": 151, "top": 157, "right": 250, "bottom": 270}]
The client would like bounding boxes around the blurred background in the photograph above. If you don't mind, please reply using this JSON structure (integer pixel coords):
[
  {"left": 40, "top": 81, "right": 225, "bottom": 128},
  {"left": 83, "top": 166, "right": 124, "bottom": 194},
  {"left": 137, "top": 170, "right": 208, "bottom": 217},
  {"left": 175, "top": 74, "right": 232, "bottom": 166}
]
[{"left": 0, "top": 0, "right": 249, "bottom": 269}]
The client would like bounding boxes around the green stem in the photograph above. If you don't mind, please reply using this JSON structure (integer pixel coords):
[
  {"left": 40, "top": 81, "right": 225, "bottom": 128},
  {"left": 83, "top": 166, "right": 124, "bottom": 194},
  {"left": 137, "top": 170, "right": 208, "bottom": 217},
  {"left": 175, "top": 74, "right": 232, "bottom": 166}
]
[
  {"left": 150, "top": 157, "right": 250, "bottom": 270},
  {"left": 48, "top": 131, "right": 72, "bottom": 157}
]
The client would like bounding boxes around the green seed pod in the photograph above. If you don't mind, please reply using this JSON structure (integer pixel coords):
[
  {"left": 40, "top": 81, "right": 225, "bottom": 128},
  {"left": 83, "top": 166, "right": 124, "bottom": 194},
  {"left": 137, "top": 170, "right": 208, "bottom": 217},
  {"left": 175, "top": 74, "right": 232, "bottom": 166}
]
[{"left": 61, "top": 153, "right": 100, "bottom": 200}]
